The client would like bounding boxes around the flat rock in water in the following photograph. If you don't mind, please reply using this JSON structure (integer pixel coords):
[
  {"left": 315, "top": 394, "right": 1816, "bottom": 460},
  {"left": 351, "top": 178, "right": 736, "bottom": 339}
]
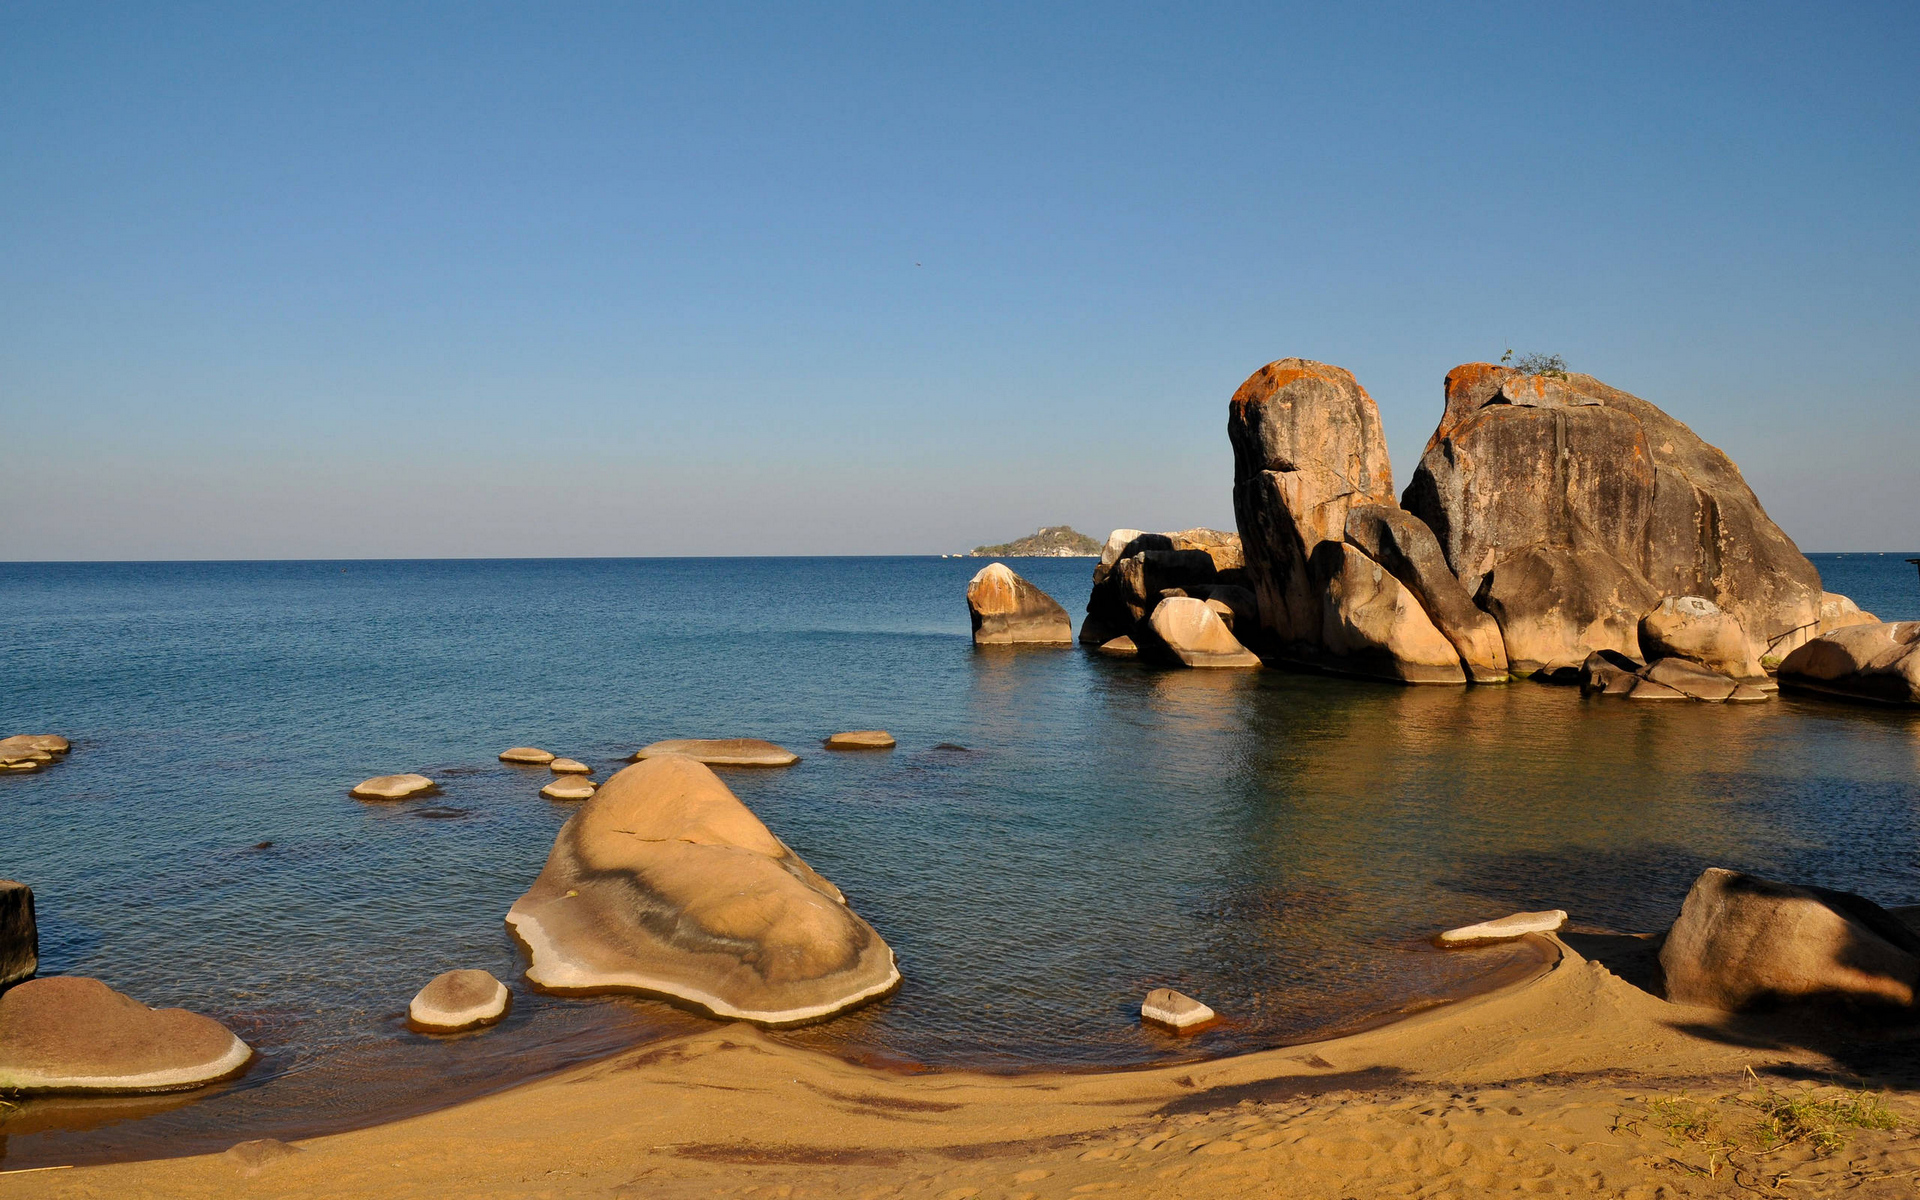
[
  {"left": 1641, "top": 657, "right": 1742, "bottom": 701},
  {"left": 498, "top": 747, "right": 555, "bottom": 764},
  {"left": 1141, "top": 987, "right": 1216, "bottom": 1032},
  {"left": 349, "top": 773, "right": 436, "bottom": 801},
  {"left": 1, "top": 879, "right": 37, "bottom": 987},
  {"left": 632, "top": 738, "right": 799, "bottom": 767},
  {"left": 541, "top": 776, "right": 597, "bottom": 801},
  {"left": 408, "top": 969, "right": 511, "bottom": 1033},
  {"left": 507, "top": 756, "right": 898, "bottom": 1024},
  {"left": 1627, "top": 677, "right": 1687, "bottom": 701},
  {"left": 0, "top": 976, "right": 252, "bottom": 1092},
  {"left": 548, "top": 757, "right": 591, "bottom": 774},
  {"left": 1435, "top": 909, "right": 1568, "bottom": 947},
  {"left": 1096, "top": 635, "right": 1138, "bottom": 657},
  {"left": 824, "top": 731, "right": 895, "bottom": 750},
  {"left": 0, "top": 734, "right": 68, "bottom": 757}
]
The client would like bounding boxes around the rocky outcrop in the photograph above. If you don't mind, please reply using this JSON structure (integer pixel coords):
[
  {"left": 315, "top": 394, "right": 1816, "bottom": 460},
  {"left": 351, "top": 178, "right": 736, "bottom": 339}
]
[
  {"left": 1, "top": 735, "right": 69, "bottom": 774},
  {"left": 824, "top": 731, "right": 895, "bottom": 750},
  {"left": 632, "top": 739, "right": 799, "bottom": 767},
  {"left": 0, "top": 976, "right": 252, "bottom": 1091},
  {"left": 966, "top": 563, "right": 1072, "bottom": 645},
  {"left": 1640, "top": 596, "right": 1764, "bottom": 680},
  {"left": 350, "top": 774, "right": 436, "bottom": 801},
  {"left": 1777, "top": 622, "right": 1920, "bottom": 706},
  {"left": 1344, "top": 505, "right": 1508, "bottom": 682},
  {"left": 1660, "top": 868, "right": 1920, "bottom": 1014},
  {"left": 1144, "top": 597, "right": 1261, "bottom": 668},
  {"left": 506, "top": 755, "right": 899, "bottom": 1025},
  {"left": 408, "top": 969, "right": 511, "bottom": 1033},
  {"left": 1080, "top": 529, "right": 1245, "bottom": 648},
  {"left": 1, "top": 880, "right": 36, "bottom": 987}
]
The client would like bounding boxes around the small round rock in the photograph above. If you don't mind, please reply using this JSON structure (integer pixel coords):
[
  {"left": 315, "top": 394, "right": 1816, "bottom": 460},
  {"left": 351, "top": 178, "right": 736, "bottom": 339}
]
[
  {"left": 548, "top": 757, "right": 592, "bottom": 774},
  {"left": 541, "top": 776, "right": 597, "bottom": 801},
  {"left": 824, "top": 731, "right": 896, "bottom": 751},
  {"left": 349, "top": 774, "right": 436, "bottom": 801},
  {"left": 498, "top": 747, "right": 555, "bottom": 765},
  {"left": 407, "top": 969, "right": 511, "bottom": 1034}
]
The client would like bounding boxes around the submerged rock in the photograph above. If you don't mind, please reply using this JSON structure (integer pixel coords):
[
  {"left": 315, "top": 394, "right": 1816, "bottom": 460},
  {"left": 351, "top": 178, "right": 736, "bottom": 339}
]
[
  {"left": 1, "top": 879, "right": 36, "bottom": 987},
  {"left": 225, "top": 1139, "right": 302, "bottom": 1176},
  {"left": 1777, "top": 622, "right": 1920, "bottom": 706},
  {"left": 1146, "top": 597, "right": 1262, "bottom": 669},
  {"left": 541, "top": 776, "right": 597, "bottom": 801},
  {"left": 966, "top": 562, "right": 1073, "bottom": 645},
  {"left": 824, "top": 731, "right": 896, "bottom": 750},
  {"left": 349, "top": 774, "right": 436, "bottom": 801},
  {"left": 632, "top": 738, "right": 799, "bottom": 767},
  {"left": 1435, "top": 909, "right": 1567, "bottom": 947},
  {"left": 0, "top": 976, "right": 252, "bottom": 1092},
  {"left": 408, "top": 969, "right": 511, "bottom": 1033},
  {"left": 499, "top": 747, "right": 555, "bottom": 765},
  {"left": 1660, "top": 867, "right": 1920, "bottom": 1015},
  {"left": 506, "top": 756, "right": 899, "bottom": 1024},
  {"left": 1140, "top": 988, "right": 1217, "bottom": 1032}
]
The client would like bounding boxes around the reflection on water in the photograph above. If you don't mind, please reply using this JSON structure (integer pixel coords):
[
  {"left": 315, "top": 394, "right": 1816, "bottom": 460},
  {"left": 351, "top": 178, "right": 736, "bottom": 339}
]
[{"left": 1, "top": 555, "right": 1916, "bottom": 1167}]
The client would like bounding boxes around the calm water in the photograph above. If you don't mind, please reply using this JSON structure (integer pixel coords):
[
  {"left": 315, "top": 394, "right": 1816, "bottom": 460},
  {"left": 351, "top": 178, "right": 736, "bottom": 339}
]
[{"left": 2, "top": 552, "right": 1918, "bottom": 1167}]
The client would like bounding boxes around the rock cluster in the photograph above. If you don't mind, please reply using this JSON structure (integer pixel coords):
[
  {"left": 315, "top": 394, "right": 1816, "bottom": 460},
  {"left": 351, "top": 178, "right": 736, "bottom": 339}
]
[
  {"left": 408, "top": 969, "right": 511, "bottom": 1033},
  {"left": 507, "top": 755, "right": 899, "bottom": 1024},
  {"left": 1, "top": 734, "right": 70, "bottom": 775},
  {"left": 1578, "top": 651, "right": 1769, "bottom": 703},
  {"left": 966, "top": 562, "right": 1073, "bottom": 645},
  {"left": 1080, "top": 529, "right": 1261, "bottom": 668},
  {"left": 0, "top": 976, "right": 252, "bottom": 1092},
  {"left": 1778, "top": 622, "right": 1920, "bottom": 706},
  {"left": 1, "top": 879, "right": 36, "bottom": 987}
]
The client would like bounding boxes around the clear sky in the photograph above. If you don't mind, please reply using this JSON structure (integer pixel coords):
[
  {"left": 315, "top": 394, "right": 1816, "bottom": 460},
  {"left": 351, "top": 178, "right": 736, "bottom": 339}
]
[{"left": 3, "top": 2, "right": 1915, "bottom": 559}]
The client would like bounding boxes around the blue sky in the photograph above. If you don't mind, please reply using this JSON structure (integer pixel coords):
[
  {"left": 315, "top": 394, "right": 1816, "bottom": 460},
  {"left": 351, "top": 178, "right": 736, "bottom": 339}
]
[{"left": 3, "top": 1, "right": 1915, "bottom": 558}]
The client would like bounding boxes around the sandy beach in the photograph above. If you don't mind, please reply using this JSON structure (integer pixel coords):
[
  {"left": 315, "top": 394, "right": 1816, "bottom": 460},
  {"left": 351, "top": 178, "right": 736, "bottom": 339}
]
[{"left": 11, "top": 933, "right": 1919, "bottom": 1199}]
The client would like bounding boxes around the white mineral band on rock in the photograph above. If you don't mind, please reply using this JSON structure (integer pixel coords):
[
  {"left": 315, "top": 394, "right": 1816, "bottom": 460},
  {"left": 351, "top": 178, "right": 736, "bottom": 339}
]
[{"left": 0, "top": 1034, "right": 252, "bottom": 1093}]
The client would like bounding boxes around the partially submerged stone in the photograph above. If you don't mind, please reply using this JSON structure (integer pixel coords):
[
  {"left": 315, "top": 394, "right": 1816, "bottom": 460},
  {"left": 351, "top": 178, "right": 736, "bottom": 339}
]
[
  {"left": 0, "top": 976, "right": 252, "bottom": 1092},
  {"left": 1147, "top": 597, "right": 1262, "bottom": 668},
  {"left": 1778, "top": 622, "right": 1920, "bottom": 706},
  {"left": 1578, "top": 649, "right": 1642, "bottom": 696},
  {"left": 1660, "top": 867, "right": 1920, "bottom": 1014},
  {"left": 408, "top": 969, "right": 511, "bottom": 1033},
  {"left": 1140, "top": 987, "right": 1217, "bottom": 1033},
  {"left": 499, "top": 747, "right": 555, "bottom": 765},
  {"left": 632, "top": 738, "right": 799, "bottom": 767},
  {"left": 1, "top": 880, "right": 36, "bottom": 987},
  {"left": 1641, "top": 596, "right": 1764, "bottom": 680},
  {"left": 349, "top": 773, "right": 436, "bottom": 801},
  {"left": 1641, "top": 657, "right": 1741, "bottom": 702},
  {"left": 541, "top": 776, "right": 597, "bottom": 801},
  {"left": 1096, "top": 635, "right": 1138, "bottom": 657},
  {"left": 1435, "top": 909, "right": 1567, "bottom": 947},
  {"left": 507, "top": 756, "right": 899, "bottom": 1024},
  {"left": 0, "top": 735, "right": 68, "bottom": 757},
  {"left": 548, "top": 757, "right": 591, "bottom": 774},
  {"left": 966, "top": 562, "right": 1073, "bottom": 645},
  {"left": 824, "top": 731, "right": 895, "bottom": 750}
]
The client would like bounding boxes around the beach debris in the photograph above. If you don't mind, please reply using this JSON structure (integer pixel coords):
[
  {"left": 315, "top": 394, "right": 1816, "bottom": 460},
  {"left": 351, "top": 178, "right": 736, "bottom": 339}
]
[
  {"left": 966, "top": 562, "right": 1073, "bottom": 646},
  {"left": 548, "top": 757, "right": 591, "bottom": 774},
  {"left": 349, "top": 773, "right": 437, "bottom": 801},
  {"left": 0, "top": 976, "right": 252, "bottom": 1092},
  {"left": 407, "top": 969, "right": 511, "bottom": 1034},
  {"left": 1778, "top": 622, "right": 1920, "bottom": 707},
  {"left": 498, "top": 747, "right": 556, "bottom": 765},
  {"left": 1435, "top": 909, "right": 1568, "bottom": 947},
  {"left": 507, "top": 756, "right": 899, "bottom": 1025},
  {"left": 1661, "top": 867, "right": 1920, "bottom": 1014},
  {"left": 0, "top": 734, "right": 69, "bottom": 774},
  {"left": 225, "top": 1138, "right": 302, "bottom": 1177},
  {"left": 541, "top": 776, "right": 596, "bottom": 801},
  {"left": 1145, "top": 596, "right": 1262, "bottom": 669},
  {"left": 631, "top": 738, "right": 798, "bottom": 767},
  {"left": 824, "top": 730, "right": 895, "bottom": 750},
  {"left": 1140, "top": 987, "right": 1217, "bottom": 1033},
  {"left": 1, "top": 880, "right": 36, "bottom": 987}
]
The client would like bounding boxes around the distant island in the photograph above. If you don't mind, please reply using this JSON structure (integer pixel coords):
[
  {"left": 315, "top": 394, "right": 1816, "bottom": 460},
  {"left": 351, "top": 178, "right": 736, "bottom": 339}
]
[{"left": 968, "top": 526, "right": 1101, "bottom": 557}]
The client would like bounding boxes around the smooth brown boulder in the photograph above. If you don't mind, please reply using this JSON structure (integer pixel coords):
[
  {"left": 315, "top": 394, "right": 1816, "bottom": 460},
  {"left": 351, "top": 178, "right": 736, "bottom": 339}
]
[
  {"left": 1, "top": 879, "right": 36, "bottom": 987},
  {"left": 1095, "top": 635, "right": 1138, "bottom": 657},
  {"left": 1640, "top": 657, "right": 1741, "bottom": 702},
  {"left": 1344, "top": 504, "right": 1508, "bottom": 682},
  {"left": 1145, "top": 597, "right": 1261, "bottom": 668},
  {"left": 408, "top": 969, "right": 511, "bottom": 1033},
  {"left": 966, "top": 562, "right": 1072, "bottom": 646},
  {"left": 548, "top": 758, "right": 591, "bottom": 775},
  {"left": 499, "top": 747, "right": 555, "bottom": 765},
  {"left": 1478, "top": 542, "right": 1659, "bottom": 674},
  {"left": 1229, "top": 359, "right": 1396, "bottom": 652},
  {"left": 506, "top": 756, "right": 899, "bottom": 1025},
  {"left": 824, "top": 731, "right": 895, "bottom": 750},
  {"left": 1777, "top": 621, "right": 1920, "bottom": 706},
  {"left": 632, "top": 739, "right": 799, "bottom": 767},
  {"left": 1317, "top": 544, "right": 1465, "bottom": 683},
  {"left": 0, "top": 976, "right": 252, "bottom": 1091},
  {"left": 1660, "top": 868, "right": 1920, "bottom": 1014},
  {"left": 349, "top": 773, "right": 436, "bottom": 801},
  {"left": 1640, "top": 596, "right": 1763, "bottom": 679},
  {"left": 541, "top": 776, "right": 597, "bottom": 801}
]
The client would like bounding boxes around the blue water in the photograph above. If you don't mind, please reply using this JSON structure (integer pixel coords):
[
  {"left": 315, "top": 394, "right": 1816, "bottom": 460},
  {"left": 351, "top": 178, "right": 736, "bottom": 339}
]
[{"left": 1, "top": 552, "right": 1917, "bottom": 1167}]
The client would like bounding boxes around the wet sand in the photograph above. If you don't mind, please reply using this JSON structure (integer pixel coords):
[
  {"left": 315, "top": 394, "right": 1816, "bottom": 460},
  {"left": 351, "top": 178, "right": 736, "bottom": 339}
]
[{"left": 13, "top": 934, "right": 1920, "bottom": 1199}]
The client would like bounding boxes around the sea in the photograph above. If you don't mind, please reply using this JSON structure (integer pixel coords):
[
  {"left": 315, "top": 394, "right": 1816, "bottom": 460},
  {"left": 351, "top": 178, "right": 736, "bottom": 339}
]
[{"left": 2, "top": 552, "right": 1917, "bottom": 1166}]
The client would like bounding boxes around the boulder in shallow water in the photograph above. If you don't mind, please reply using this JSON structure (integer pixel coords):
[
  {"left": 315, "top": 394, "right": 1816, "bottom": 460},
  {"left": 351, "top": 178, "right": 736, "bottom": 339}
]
[
  {"left": 966, "top": 562, "right": 1072, "bottom": 645},
  {"left": 1, "top": 880, "right": 36, "bottom": 987},
  {"left": 1777, "top": 622, "right": 1920, "bottom": 706},
  {"left": 1479, "top": 542, "right": 1658, "bottom": 676},
  {"left": 541, "top": 776, "right": 597, "bottom": 801},
  {"left": 1435, "top": 909, "right": 1567, "bottom": 947},
  {"left": 0, "top": 976, "right": 252, "bottom": 1092},
  {"left": 824, "top": 731, "right": 895, "bottom": 750},
  {"left": 408, "top": 969, "right": 511, "bottom": 1033},
  {"left": 1640, "top": 596, "right": 1764, "bottom": 680},
  {"left": 0, "top": 735, "right": 68, "bottom": 757},
  {"left": 1344, "top": 504, "right": 1508, "bottom": 682},
  {"left": 349, "top": 773, "right": 436, "bottom": 801},
  {"left": 1096, "top": 635, "right": 1138, "bottom": 657},
  {"left": 499, "top": 747, "right": 555, "bottom": 765},
  {"left": 1146, "top": 597, "right": 1261, "bottom": 668},
  {"left": 632, "top": 738, "right": 799, "bottom": 767},
  {"left": 1660, "top": 867, "right": 1920, "bottom": 1014},
  {"left": 1318, "top": 543, "right": 1466, "bottom": 683},
  {"left": 548, "top": 757, "right": 591, "bottom": 775},
  {"left": 1640, "top": 656, "right": 1742, "bottom": 702},
  {"left": 1578, "top": 649, "right": 1642, "bottom": 696},
  {"left": 506, "top": 755, "right": 899, "bottom": 1024},
  {"left": 1140, "top": 987, "right": 1217, "bottom": 1032}
]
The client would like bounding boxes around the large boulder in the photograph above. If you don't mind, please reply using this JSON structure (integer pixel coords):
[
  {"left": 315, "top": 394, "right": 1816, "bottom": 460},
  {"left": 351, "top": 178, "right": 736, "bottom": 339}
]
[
  {"left": 1144, "top": 597, "right": 1261, "bottom": 668},
  {"left": 1777, "top": 622, "right": 1920, "bottom": 706},
  {"left": 1229, "top": 359, "right": 1396, "bottom": 651},
  {"left": 1317, "top": 543, "right": 1466, "bottom": 683},
  {"left": 506, "top": 755, "right": 899, "bottom": 1025},
  {"left": 966, "top": 562, "right": 1072, "bottom": 646},
  {"left": 1344, "top": 504, "right": 1508, "bottom": 682},
  {"left": 1660, "top": 868, "right": 1920, "bottom": 1014},
  {"left": 0, "top": 977, "right": 252, "bottom": 1091},
  {"left": 1, "top": 880, "right": 35, "bottom": 987},
  {"left": 1640, "top": 596, "right": 1764, "bottom": 680},
  {"left": 1477, "top": 542, "right": 1659, "bottom": 675}
]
